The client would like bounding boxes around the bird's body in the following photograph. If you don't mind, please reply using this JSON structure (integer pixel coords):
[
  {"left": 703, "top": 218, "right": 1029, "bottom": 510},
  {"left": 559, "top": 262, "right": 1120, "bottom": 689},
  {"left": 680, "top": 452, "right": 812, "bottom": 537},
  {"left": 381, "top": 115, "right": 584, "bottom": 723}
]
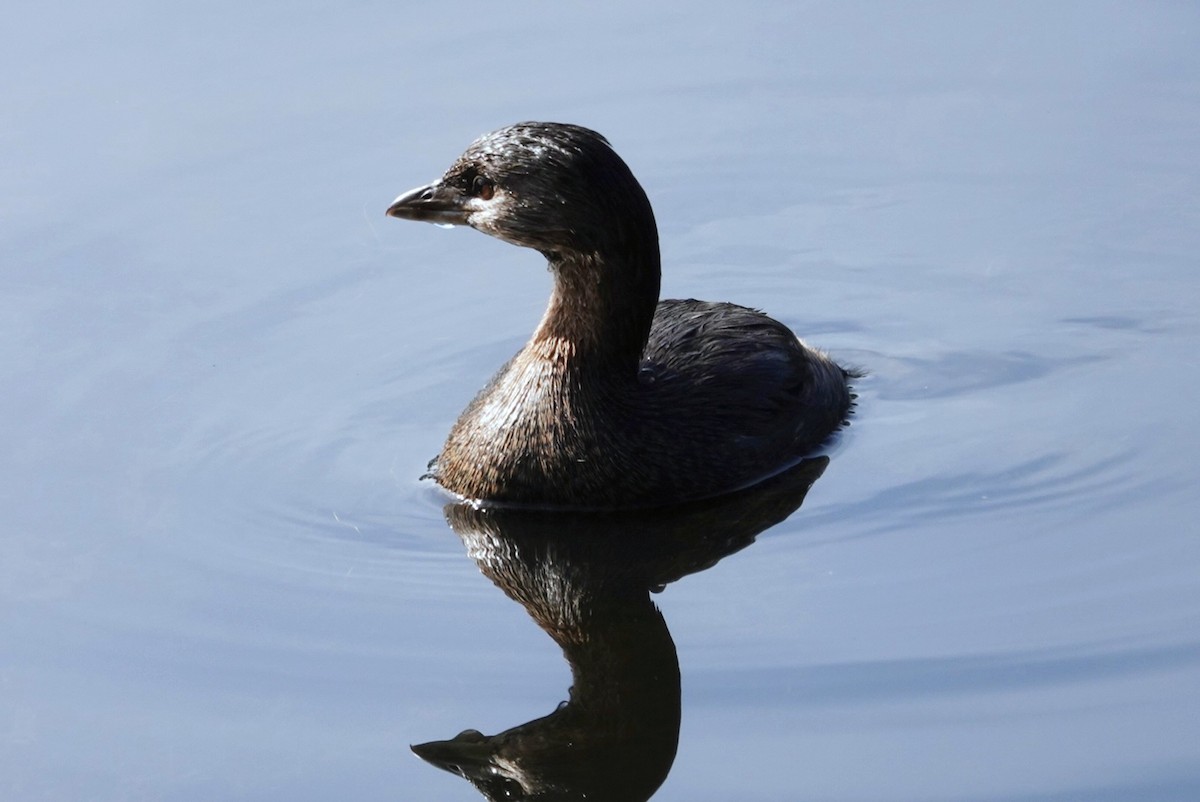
[{"left": 387, "top": 122, "right": 854, "bottom": 508}]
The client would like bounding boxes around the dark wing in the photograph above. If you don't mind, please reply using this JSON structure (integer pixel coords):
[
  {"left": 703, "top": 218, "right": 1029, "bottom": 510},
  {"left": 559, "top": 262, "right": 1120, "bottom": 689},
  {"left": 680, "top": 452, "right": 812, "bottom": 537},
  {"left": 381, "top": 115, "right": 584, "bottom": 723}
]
[{"left": 641, "top": 299, "right": 812, "bottom": 432}]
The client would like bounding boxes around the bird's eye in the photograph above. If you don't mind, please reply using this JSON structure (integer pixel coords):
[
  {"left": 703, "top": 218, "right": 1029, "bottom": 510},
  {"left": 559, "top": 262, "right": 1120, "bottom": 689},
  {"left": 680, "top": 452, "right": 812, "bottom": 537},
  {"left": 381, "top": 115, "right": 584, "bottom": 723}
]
[{"left": 471, "top": 174, "right": 495, "bottom": 200}]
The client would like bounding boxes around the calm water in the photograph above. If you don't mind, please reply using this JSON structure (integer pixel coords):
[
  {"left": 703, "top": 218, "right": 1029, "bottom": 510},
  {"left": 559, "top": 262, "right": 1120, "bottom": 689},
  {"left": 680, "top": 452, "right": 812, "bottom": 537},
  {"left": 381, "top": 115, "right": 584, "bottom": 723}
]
[{"left": 4, "top": 2, "right": 1199, "bottom": 800}]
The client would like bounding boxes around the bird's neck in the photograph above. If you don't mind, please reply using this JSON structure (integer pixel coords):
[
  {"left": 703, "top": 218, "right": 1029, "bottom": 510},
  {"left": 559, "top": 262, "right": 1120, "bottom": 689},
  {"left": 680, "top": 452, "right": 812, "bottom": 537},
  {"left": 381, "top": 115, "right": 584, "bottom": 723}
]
[{"left": 530, "top": 248, "right": 661, "bottom": 377}]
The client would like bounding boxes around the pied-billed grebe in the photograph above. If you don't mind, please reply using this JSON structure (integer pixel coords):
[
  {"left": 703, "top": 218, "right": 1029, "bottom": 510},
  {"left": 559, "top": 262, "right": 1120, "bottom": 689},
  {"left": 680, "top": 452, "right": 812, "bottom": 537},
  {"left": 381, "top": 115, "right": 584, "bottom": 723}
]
[{"left": 387, "top": 122, "right": 854, "bottom": 508}]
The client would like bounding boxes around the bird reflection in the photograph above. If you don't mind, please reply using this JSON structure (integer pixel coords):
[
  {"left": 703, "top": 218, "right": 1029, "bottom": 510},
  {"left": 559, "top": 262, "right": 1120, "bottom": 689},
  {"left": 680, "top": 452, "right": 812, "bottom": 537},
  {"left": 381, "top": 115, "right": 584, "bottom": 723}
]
[{"left": 414, "top": 457, "right": 830, "bottom": 801}]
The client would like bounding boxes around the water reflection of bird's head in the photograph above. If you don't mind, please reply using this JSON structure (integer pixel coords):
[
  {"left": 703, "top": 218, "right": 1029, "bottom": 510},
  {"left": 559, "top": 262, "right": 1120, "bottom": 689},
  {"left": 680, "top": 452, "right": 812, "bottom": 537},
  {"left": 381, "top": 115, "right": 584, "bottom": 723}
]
[{"left": 413, "top": 457, "right": 829, "bottom": 801}]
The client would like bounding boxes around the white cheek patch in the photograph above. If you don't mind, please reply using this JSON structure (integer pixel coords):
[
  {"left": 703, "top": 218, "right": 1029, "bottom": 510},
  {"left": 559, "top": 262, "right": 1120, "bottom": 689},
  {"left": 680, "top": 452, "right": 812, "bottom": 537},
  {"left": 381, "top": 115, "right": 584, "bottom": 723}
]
[
  {"left": 464, "top": 190, "right": 545, "bottom": 249},
  {"left": 467, "top": 191, "right": 507, "bottom": 231}
]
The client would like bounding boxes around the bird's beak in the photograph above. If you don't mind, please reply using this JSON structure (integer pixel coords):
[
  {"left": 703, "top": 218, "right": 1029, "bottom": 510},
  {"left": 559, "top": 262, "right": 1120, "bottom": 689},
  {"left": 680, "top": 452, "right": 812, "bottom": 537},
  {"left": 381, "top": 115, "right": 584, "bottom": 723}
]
[
  {"left": 410, "top": 738, "right": 495, "bottom": 779},
  {"left": 385, "top": 180, "right": 470, "bottom": 225}
]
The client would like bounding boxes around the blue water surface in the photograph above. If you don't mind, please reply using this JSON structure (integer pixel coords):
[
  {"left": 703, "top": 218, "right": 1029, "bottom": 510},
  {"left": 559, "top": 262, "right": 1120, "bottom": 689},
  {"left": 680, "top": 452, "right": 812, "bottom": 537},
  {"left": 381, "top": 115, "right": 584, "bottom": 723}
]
[{"left": 3, "top": 2, "right": 1198, "bottom": 800}]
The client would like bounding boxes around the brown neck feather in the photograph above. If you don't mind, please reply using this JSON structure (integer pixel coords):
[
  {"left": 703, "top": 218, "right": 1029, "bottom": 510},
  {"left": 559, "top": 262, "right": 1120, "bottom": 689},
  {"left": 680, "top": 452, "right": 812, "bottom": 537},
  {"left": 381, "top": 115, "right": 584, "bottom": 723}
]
[{"left": 532, "top": 249, "right": 661, "bottom": 378}]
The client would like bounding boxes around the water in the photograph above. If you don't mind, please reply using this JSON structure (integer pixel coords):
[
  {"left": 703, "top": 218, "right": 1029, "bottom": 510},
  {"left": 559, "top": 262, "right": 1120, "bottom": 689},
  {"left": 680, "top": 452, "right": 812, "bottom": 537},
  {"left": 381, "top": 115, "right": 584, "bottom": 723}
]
[{"left": 3, "top": 2, "right": 1198, "bottom": 800}]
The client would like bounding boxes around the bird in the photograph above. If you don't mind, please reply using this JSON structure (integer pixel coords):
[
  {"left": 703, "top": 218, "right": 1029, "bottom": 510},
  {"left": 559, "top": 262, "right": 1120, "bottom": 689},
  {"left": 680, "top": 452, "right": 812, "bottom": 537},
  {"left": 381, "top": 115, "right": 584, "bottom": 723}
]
[{"left": 387, "top": 122, "right": 855, "bottom": 508}]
